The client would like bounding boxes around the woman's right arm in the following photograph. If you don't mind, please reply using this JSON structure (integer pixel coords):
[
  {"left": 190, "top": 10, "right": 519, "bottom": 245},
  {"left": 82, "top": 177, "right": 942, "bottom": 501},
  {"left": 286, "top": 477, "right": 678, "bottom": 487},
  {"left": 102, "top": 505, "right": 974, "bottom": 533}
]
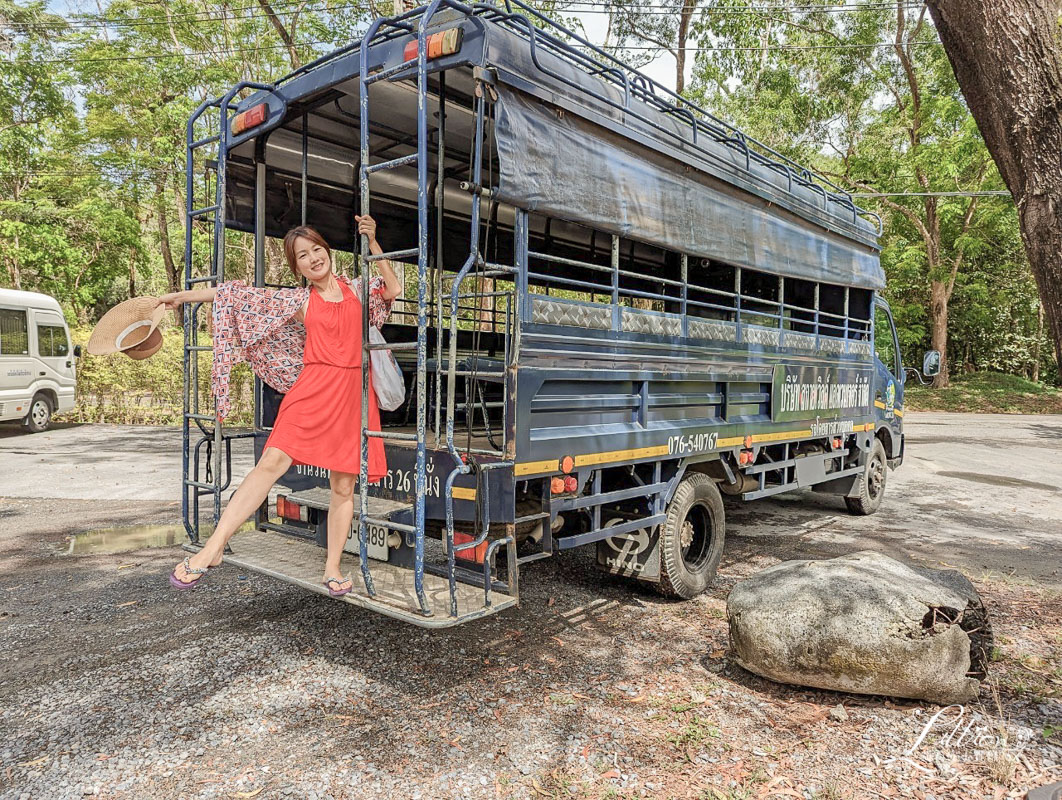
[{"left": 157, "top": 287, "right": 218, "bottom": 310}]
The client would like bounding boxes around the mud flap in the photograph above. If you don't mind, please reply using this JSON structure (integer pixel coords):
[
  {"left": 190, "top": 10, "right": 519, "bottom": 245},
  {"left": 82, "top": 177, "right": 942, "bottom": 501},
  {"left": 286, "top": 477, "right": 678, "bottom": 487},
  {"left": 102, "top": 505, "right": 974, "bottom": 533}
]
[
  {"left": 596, "top": 523, "right": 661, "bottom": 581},
  {"left": 811, "top": 473, "right": 862, "bottom": 497}
]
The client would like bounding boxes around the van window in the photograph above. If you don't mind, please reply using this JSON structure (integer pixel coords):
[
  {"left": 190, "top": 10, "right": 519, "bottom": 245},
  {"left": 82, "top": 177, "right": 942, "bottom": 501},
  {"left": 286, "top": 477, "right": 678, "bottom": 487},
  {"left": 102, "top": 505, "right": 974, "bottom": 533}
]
[
  {"left": 37, "top": 324, "right": 70, "bottom": 357},
  {"left": 0, "top": 309, "right": 29, "bottom": 355}
]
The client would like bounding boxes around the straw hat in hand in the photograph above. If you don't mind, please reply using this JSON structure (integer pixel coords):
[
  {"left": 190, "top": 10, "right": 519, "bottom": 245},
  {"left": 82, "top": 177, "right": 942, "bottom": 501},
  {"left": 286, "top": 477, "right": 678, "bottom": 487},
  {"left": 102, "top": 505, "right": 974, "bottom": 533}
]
[{"left": 87, "top": 297, "right": 167, "bottom": 360}]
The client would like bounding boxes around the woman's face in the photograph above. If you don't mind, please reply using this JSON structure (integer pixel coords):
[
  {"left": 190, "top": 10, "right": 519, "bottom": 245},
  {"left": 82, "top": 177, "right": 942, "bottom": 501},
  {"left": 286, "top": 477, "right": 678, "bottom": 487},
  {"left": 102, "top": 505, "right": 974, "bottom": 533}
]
[{"left": 292, "top": 236, "right": 331, "bottom": 282}]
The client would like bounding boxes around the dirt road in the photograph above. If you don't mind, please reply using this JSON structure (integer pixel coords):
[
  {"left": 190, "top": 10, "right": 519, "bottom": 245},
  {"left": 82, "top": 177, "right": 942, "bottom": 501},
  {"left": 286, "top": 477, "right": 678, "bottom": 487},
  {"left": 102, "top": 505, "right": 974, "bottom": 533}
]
[{"left": 1, "top": 414, "right": 1059, "bottom": 799}]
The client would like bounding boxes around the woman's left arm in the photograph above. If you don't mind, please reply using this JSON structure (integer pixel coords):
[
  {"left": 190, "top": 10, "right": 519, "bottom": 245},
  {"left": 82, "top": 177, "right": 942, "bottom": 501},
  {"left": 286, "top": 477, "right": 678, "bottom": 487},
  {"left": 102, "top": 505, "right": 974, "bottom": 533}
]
[{"left": 356, "top": 214, "right": 402, "bottom": 301}]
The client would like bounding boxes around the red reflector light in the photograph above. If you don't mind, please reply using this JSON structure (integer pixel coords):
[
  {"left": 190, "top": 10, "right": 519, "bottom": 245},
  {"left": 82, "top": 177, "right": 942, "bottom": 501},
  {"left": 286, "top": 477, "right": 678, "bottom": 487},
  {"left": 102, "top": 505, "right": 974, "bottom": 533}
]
[
  {"left": 833, "top": 437, "right": 843, "bottom": 449},
  {"left": 231, "top": 103, "right": 267, "bottom": 135},
  {"left": 453, "top": 531, "right": 487, "bottom": 564},
  {"left": 403, "top": 27, "right": 463, "bottom": 62},
  {"left": 276, "top": 495, "right": 306, "bottom": 522},
  {"left": 550, "top": 477, "right": 565, "bottom": 495},
  {"left": 563, "top": 476, "right": 578, "bottom": 494}
]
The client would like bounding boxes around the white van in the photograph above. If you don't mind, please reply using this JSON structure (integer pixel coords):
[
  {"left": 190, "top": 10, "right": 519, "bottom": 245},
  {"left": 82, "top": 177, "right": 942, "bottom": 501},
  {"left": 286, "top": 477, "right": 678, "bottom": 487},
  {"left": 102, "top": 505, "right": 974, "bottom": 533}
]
[{"left": 0, "top": 288, "right": 77, "bottom": 432}]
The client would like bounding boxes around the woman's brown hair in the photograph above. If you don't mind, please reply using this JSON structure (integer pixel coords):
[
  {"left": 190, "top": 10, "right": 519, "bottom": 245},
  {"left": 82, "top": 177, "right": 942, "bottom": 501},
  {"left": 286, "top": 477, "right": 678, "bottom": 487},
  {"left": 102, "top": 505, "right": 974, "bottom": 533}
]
[{"left": 283, "top": 226, "right": 331, "bottom": 277}]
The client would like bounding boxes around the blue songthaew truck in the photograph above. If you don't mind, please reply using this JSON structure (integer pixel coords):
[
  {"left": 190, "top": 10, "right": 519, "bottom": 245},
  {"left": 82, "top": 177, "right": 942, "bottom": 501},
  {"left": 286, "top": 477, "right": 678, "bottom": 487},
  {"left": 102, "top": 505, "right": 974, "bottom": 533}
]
[{"left": 181, "top": 0, "right": 937, "bottom": 626}]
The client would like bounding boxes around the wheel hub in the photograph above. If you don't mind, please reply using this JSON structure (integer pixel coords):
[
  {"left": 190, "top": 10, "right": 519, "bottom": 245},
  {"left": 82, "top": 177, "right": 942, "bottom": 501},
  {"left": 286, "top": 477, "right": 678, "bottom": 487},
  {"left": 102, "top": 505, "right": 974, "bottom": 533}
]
[{"left": 680, "top": 519, "right": 694, "bottom": 548}]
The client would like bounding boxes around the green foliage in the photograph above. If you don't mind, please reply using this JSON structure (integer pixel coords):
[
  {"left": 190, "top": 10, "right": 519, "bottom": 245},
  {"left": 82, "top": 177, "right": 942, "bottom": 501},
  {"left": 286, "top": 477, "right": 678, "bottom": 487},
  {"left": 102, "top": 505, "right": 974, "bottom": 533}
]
[
  {"left": 904, "top": 371, "right": 1062, "bottom": 414},
  {"left": 685, "top": 0, "right": 1053, "bottom": 384},
  {"left": 1, "top": 0, "right": 1058, "bottom": 436},
  {"left": 66, "top": 325, "right": 253, "bottom": 425}
]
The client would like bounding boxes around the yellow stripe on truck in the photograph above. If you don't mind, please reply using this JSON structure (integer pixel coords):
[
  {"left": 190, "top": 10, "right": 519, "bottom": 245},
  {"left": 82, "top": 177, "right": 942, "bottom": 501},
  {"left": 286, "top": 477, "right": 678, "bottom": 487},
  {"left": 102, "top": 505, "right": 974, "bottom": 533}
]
[
  {"left": 513, "top": 458, "right": 560, "bottom": 477},
  {"left": 451, "top": 486, "right": 477, "bottom": 501},
  {"left": 513, "top": 426, "right": 855, "bottom": 477},
  {"left": 574, "top": 444, "right": 670, "bottom": 468}
]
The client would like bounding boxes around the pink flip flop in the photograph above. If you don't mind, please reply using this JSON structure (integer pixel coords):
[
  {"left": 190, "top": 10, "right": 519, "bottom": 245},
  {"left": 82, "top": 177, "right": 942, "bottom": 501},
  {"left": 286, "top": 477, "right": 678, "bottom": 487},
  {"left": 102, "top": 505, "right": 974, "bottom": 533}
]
[
  {"left": 170, "top": 557, "right": 209, "bottom": 590},
  {"left": 323, "top": 577, "right": 352, "bottom": 598}
]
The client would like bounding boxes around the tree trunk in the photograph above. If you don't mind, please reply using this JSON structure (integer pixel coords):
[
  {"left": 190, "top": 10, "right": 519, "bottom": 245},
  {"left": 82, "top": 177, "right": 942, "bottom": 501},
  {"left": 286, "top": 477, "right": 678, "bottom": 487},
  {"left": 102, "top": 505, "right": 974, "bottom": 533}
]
[
  {"left": 128, "top": 247, "right": 137, "bottom": 298},
  {"left": 1032, "top": 302, "right": 1044, "bottom": 384},
  {"left": 927, "top": 0, "right": 1062, "bottom": 377},
  {"left": 929, "top": 279, "right": 950, "bottom": 388},
  {"left": 156, "top": 177, "right": 183, "bottom": 329},
  {"left": 255, "top": 0, "right": 301, "bottom": 71},
  {"left": 675, "top": 0, "right": 695, "bottom": 95},
  {"left": 9, "top": 230, "right": 21, "bottom": 289}
]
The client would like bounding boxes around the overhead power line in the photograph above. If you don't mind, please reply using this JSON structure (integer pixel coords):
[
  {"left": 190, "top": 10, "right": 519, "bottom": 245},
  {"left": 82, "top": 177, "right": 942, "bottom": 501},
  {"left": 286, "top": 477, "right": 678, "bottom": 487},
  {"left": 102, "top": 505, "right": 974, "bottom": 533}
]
[
  {"left": 5, "top": 0, "right": 928, "bottom": 30},
  {"left": 611, "top": 39, "right": 936, "bottom": 49},
  {"left": 852, "top": 190, "right": 1012, "bottom": 198},
  {"left": 37, "top": 34, "right": 939, "bottom": 65},
  {"left": 33, "top": 39, "right": 336, "bottom": 65}
]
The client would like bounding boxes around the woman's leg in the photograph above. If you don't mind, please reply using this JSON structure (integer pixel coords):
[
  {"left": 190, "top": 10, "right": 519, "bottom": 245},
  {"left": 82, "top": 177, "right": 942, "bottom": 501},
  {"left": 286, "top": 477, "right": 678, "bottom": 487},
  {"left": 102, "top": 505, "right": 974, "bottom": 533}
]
[
  {"left": 323, "top": 470, "right": 356, "bottom": 589},
  {"left": 172, "top": 447, "right": 293, "bottom": 583}
]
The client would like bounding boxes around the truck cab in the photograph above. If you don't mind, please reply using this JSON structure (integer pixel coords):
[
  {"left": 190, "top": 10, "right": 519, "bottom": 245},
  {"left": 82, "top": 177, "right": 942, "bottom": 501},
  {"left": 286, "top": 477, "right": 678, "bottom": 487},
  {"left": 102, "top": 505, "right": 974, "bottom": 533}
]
[{"left": 873, "top": 298, "right": 904, "bottom": 466}]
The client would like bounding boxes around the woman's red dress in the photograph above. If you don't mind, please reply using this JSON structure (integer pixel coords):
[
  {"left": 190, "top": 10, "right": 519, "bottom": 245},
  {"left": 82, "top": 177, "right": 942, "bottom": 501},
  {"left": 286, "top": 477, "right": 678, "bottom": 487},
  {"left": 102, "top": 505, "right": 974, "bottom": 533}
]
[{"left": 264, "top": 281, "right": 386, "bottom": 481}]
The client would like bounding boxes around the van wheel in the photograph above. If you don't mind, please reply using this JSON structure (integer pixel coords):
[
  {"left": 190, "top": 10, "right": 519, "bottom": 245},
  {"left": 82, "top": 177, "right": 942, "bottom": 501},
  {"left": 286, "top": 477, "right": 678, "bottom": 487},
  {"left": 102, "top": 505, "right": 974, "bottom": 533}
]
[
  {"left": 657, "top": 473, "right": 725, "bottom": 600},
  {"left": 22, "top": 393, "right": 52, "bottom": 433},
  {"left": 845, "top": 438, "right": 887, "bottom": 516}
]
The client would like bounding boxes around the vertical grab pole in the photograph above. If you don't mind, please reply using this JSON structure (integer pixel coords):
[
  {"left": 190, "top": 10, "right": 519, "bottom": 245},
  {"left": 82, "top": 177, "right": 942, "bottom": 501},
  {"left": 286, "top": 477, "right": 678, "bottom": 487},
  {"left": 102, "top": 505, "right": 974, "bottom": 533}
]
[
  {"left": 433, "top": 72, "right": 447, "bottom": 448},
  {"left": 680, "top": 254, "right": 688, "bottom": 339},
  {"left": 301, "top": 113, "right": 308, "bottom": 226},
  {"left": 610, "top": 234, "right": 620, "bottom": 331},
  {"left": 445, "top": 88, "right": 486, "bottom": 459},
  {"left": 412, "top": 2, "right": 446, "bottom": 616},
  {"left": 357, "top": 20, "right": 385, "bottom": 598},
  {"left": 212, "top": 97, "right": 231, "bottom": 528},
  {"left": 182, "top": 103, "right": 204, "bottom": 543}
]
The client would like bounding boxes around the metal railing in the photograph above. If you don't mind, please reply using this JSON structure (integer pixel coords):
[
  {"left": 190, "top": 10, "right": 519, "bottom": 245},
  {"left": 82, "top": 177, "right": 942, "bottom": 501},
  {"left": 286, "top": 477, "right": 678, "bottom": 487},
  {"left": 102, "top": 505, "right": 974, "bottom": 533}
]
[{"left": 526, "top": 238, "right": 873, "bottom": 348}]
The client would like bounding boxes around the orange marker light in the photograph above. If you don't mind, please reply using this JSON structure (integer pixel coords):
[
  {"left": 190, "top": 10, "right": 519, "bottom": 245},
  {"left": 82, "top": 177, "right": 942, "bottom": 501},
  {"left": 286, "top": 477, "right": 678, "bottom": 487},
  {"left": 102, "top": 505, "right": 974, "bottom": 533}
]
[
  {"left": 403, "top": 27, "right": 463, "bottom": 62},
  {"left": 550, "top": 477, "right": 566, "bottom": 495},
  {"left": 561, "top": 455, "right": 574, "bottom": 474},
  {"left": 231, "top": 103, "right": 267, "bottom": 135}
]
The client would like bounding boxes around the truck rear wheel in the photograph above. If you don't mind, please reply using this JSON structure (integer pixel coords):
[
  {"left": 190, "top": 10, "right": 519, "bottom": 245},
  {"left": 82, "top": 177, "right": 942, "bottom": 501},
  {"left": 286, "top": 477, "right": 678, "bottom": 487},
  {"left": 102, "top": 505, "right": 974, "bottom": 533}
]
[
  {"left": 845, "top": 437, "right": 887, "bottom": 516},
  {"left": 22, "top": 393, "right": 52, "bottom": 433},
  {"left": 657, "top": 473, "right": 725, "bottom": 599}
]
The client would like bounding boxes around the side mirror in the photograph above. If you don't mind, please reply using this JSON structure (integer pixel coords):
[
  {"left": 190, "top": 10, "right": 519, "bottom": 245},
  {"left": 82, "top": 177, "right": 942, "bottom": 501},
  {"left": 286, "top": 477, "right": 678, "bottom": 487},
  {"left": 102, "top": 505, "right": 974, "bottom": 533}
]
[
  {"left": 73, "top": 344, "right": 83, "bottom": 358},
  {"left": 923, "top": 350, "right": 941, "bottom": 377}
]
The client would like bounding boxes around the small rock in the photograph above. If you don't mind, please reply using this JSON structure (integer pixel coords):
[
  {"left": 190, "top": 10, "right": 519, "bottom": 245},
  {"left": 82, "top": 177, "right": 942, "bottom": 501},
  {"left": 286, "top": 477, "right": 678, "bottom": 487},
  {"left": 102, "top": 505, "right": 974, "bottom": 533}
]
[{"left": 829, "top": 704, "right": 849, "bottom": 722}]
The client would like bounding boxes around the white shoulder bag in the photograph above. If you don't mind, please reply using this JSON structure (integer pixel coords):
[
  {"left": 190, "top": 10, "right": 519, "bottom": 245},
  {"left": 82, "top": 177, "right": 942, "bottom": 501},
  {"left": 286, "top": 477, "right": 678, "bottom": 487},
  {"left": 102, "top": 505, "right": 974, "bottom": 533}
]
[{"left": 353, "top": 280, "right": 406, "bottom": 411}]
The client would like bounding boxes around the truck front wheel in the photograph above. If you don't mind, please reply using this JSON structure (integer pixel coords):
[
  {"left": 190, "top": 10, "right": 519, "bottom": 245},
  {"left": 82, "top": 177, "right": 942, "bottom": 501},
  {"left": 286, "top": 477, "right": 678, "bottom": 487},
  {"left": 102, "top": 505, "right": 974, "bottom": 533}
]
[
  {"left": 845, "top": 438, "right": 887, "bottom": 516},
  {"left": 657, "top": 473, "right": 726, "bottom": 599}
]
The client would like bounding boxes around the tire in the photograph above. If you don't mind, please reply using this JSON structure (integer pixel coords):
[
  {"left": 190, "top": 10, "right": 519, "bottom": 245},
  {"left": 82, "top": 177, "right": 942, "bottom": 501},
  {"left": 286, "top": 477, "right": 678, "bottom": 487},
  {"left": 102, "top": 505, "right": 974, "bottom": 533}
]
[
  {"left": 22, "top": 393, "right": 52, "bottom": 433},
  {"left": 845, "top": 437, "right": 887, "bottom": 516},
  {"left": 656, "top": 472, "right": 726, "bottom": 599}
]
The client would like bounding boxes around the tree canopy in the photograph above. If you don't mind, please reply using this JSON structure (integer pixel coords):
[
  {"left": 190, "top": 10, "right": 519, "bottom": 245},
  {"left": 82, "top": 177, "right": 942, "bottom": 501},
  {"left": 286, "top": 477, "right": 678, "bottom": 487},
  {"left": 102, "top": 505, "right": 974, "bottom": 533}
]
[{"left": 0, "top": 0, "right": 1055, "bottom": 384}]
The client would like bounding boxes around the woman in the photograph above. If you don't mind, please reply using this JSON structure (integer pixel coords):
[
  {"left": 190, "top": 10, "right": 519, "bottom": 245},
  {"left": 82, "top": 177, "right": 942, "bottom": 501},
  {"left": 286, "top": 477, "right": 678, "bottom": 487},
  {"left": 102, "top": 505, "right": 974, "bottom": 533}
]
[{"left": 165, "top": 215, "right": 401, "bottom": 597}]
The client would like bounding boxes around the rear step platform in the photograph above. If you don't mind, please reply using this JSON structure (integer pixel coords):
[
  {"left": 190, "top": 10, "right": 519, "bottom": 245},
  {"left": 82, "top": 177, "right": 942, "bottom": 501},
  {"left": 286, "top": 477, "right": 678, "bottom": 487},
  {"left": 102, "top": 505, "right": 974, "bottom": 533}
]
[{"left": 185, "top": 528, "right": 518, "bottom": 628}]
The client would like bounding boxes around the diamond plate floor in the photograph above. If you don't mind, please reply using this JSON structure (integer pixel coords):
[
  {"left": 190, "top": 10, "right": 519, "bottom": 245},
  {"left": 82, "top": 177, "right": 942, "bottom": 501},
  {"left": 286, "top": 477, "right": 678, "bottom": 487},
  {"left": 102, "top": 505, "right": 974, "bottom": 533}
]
[{"left": 189, "top": 528, "right": 517, "bottom": 628}]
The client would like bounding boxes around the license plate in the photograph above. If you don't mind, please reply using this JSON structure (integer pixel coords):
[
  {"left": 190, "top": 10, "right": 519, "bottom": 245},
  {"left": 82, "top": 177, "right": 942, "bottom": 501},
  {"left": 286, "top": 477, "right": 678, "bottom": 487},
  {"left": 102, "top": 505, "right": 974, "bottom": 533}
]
[{"left": 344, "top": 522, "right": 389, "bottom": 562}]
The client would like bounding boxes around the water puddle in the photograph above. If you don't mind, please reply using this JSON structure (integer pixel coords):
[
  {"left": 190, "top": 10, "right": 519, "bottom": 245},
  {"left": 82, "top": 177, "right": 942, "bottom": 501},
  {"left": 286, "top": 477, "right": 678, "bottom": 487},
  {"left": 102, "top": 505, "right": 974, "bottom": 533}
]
[
  {"left": 63, "top": 522, "right": 254, "bottom": 556},
  {"left": 936, "top": 471, "right": 1059, "bottom": 492}
]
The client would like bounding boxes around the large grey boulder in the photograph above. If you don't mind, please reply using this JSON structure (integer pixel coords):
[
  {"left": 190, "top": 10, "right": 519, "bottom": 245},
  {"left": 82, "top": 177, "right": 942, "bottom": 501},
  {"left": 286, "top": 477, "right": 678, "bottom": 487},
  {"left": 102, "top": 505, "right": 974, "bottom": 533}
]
[{"left": 727, "top": 550, "right": 993, "bottom": 704}]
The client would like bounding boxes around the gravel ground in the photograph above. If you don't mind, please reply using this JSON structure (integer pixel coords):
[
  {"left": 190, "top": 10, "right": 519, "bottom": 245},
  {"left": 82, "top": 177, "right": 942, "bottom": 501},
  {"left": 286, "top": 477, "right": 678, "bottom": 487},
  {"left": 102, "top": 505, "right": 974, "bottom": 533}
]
[{"left": 1, "top": 414, "right": 1061, "bottom": 800}]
